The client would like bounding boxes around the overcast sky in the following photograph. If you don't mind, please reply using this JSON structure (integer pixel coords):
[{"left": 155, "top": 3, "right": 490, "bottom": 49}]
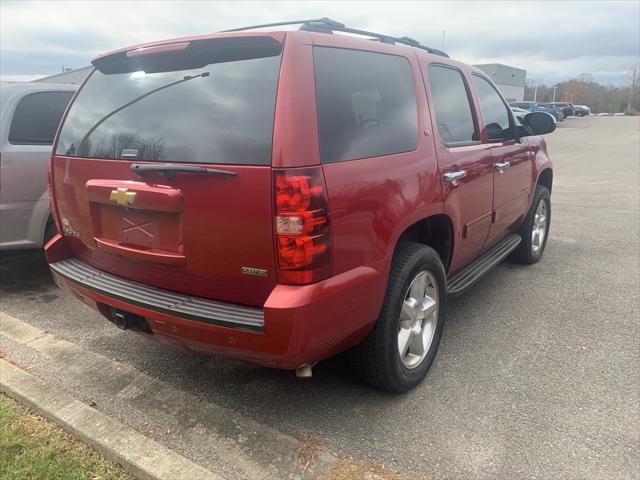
[{"left": 1, "top": 0, "right": 638, "bottom": 85}]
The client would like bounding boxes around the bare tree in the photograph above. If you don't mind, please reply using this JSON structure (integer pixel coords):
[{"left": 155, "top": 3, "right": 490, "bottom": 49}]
[
  {"left": 523, "top": 74, "right": 633, "bottom": 114},
  {"left": 93, "top": 132, "right": 166, "bottom": 160}
]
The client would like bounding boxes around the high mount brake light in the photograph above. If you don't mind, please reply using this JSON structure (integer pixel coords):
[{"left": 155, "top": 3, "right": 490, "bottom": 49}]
[
  {"left": 126, "top": 42, "right": 191, "bottom": 58},
  {"left": 274, "top": 168, "right": 331, "bottom": 284}
]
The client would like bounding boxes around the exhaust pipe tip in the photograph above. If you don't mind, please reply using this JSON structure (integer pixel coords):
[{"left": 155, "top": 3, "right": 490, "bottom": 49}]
[
  {"left": 295, "top": 364, "right": 313, "bottom": 378},
  {"left": 109, "top": 308, "right": 150, "bottom": 332}
]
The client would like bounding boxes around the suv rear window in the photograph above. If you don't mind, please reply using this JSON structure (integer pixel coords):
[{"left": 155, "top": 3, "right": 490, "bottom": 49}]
[
  {"left": 313, "top": 47, "right": 418, "bottom": 164},
  {"left": 9, "top": 91, "right": 74, "bottom": 145},
  {"left": 56, "top": 37, "right": 282, "bottom": 165}
]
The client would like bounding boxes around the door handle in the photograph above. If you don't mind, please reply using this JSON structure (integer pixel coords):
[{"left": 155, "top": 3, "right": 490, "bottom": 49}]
[
  {"left": 443, "top": 170, "right": 467, "bottom": 185},
  {"left": 495, "top": 161, "right": 511, "bottom": 172}
]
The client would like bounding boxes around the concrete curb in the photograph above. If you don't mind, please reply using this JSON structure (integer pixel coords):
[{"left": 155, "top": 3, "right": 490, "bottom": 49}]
[
  {"left": 0, "top": 359, "right": 226, "bottom": 480},
  {"left": 1, "top": 312, "right": 338, "bottom": 479}
]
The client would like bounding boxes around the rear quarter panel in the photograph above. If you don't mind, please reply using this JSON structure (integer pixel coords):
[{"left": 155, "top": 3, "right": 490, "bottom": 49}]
[
  {"left": 265, "top": 33, "right": 447, "bottom": 349},
  {"left": 528, "top": 135, "right": 553, "bottom": 202},
  {"left": 306, "top": 38, "right": 443, "bottom": 277}
]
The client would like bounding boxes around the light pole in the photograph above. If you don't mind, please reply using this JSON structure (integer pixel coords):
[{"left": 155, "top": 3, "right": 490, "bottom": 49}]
[
  {"left": 533, "top": 75, "right": 542, "bottom": 101},
  {"left": 442, "top": 30, "right": 445, "bottom": 50},
  {"left": 552, "top": 85, "right": 558, "bottom": 102}
]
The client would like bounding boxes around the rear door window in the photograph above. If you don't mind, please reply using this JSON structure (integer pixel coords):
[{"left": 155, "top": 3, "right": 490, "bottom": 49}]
[
  {"left": 428, "top": 65, "right": 478, "bottom": 146},
  {"left": 56, "top": 37, "right": 282, "bottom": 165},
  {"left": 9, "top": 91, "right": 74, "bottom": 145},
  {"left": 313, "top": 47, "right": 418, "bottom": 164}
]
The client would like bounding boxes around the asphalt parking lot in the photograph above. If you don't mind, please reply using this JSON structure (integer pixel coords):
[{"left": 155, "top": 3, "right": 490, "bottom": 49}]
[{"left": 1, "top": 116, "right": 638, "bottom": 480}]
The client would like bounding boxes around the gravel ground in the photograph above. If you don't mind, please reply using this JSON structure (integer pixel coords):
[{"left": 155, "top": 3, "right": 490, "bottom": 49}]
[{"left": 1, "top": 116, "right": 638, "bottom": 480}]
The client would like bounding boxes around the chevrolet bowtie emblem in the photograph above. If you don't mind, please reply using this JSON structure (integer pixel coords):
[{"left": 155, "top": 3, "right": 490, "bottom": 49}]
[{"left": 109, "top": 187, "right": 137, "bottom": 206}]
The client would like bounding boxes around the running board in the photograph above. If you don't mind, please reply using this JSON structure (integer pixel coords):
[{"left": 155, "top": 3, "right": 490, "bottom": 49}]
[{"left": 447, "top": 233, "right": 522, "bottom": 297}]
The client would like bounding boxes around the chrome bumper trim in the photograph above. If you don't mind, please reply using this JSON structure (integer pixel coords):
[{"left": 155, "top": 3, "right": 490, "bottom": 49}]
[{"left": 50, "top": 258, "right": 264, "bottom": 331}]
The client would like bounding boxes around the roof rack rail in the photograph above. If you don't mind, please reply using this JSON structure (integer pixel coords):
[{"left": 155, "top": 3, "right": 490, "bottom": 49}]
[
  {"left": 220, "top": 18, "right": 449, "bottom": 58},
  {"left": 221, "top": 17, "right": 345, "bottom": 32}
]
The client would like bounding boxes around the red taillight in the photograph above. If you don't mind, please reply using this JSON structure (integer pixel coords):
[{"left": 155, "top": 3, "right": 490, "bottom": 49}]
[{"left": 274, "top": 168, "right": 331, "bottom": 284}]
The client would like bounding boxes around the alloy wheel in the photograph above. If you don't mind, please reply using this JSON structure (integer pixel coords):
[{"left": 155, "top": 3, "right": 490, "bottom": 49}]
[
  {"left": 397, "top": 270, "right": 439, "bottom": 369},
  {"left": 531, "top": 200, "right": 548, "bottom": 254}
]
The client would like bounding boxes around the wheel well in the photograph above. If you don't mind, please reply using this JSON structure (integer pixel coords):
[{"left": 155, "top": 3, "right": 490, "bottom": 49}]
[
  {"left": 537, "top": 168, "right": 553, "bottom": 193},
  {"left": 396, "top": 214, "right": 453, "bottom": 271}
]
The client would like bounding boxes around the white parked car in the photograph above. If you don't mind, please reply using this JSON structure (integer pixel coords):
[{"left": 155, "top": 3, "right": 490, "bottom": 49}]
[
  {"left": 573, "top": 105, "right": 591, "bottom": 116},
  {"left": 0, "top": 82, "right": 77, "bottom": 250}
]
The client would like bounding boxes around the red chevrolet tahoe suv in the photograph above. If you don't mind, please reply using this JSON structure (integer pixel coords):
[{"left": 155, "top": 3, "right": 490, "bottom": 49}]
[{"left": 46, "top": 19, "right": 554, "bottom": 392}]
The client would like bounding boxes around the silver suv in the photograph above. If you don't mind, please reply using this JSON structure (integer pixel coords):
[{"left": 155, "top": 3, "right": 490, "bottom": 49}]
[{"left": 0, "top": 82, "right": 76, "bottom": 250}]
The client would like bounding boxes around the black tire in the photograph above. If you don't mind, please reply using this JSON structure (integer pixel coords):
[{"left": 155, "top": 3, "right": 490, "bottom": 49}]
[
  {"left": 349, "top": 242, "right": 447, "bottom": 393},
  {"left": 509, "top": 185, "right": 551, "bottom": 264},
  {"left": 576, "top": 111, "right": 584, "bottom": 117},
  {"left": 44, "top": 219, "right": 58, "bottom": 245}
]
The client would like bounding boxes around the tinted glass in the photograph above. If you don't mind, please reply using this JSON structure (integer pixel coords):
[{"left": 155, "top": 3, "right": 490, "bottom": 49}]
[
  {"left": 314, "top": 47, "right": 418, "bottom": 163},
  {"left": 9, "top": 91, "right": 73, "bottom": 145},
  {"left": 56, "top": 38, "right": 282, "bottom": 165},
  {"left": 428, "top": 65, "right": 477, "bottom": 145},
  {"left": 473, "top": 75, "right": 514, "bottom": 141}
]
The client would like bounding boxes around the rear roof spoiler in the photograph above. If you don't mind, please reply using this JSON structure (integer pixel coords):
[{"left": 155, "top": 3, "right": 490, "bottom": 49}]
[{"left": 92, "top": 36, "right": 282, "bottom": 74}]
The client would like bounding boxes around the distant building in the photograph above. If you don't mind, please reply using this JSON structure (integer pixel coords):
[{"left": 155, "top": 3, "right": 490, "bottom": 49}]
[
  {"left": 32, "top": 66, "right": 92, "bottom": 85},
  {"left": 473, "top": 63, "right": 526, "bottom": 103}
]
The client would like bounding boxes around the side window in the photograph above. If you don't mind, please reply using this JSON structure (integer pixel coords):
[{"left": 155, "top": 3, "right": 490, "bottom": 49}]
[
  {"left": 313, "top": 47, "right": 418, "bottom": 164},
  {"left": 8, "top": 91, "right": 74, "bottom": 145},
  {"left": 472, "top": 75, "right": 514, "bottom": 141},
  {"left": 427, "top": 65, "right": 477, "bottom": 146}
]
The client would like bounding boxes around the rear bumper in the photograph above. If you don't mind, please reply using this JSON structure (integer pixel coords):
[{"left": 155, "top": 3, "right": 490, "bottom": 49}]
[
  {"left": 46, "top": 235, "right": 388, "bottom": 369},
  {"left": 50, "top": 258, "right": 265, "bottom": 330}
]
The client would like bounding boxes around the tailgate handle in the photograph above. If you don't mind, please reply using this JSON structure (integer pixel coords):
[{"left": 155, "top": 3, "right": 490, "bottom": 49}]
[{"left": 94, "top": 237, "right": 185, "bottom": 267}]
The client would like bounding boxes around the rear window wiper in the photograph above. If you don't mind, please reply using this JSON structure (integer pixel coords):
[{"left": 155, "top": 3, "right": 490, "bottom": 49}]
[{"left": 131, "top": 163, "right": 237, "bottom": 178}]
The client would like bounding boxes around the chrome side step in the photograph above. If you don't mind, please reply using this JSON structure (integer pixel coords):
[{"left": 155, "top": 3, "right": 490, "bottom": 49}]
[
  {"left": 49, "top": 258, "right": 264, "bottom": 331},
  {"left": 447, "top": 233, "right": 521, "bottom": 297}
]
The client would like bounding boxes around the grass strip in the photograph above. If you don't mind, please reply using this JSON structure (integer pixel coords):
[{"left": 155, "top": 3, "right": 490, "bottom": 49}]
[{"left": 0, "top": 393, "right": 134, "bottom": 480}]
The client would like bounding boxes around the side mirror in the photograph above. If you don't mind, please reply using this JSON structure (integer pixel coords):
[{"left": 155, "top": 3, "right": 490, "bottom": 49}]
[{"left": 521, "top": 112, "right": 556, "bottom": 136}]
